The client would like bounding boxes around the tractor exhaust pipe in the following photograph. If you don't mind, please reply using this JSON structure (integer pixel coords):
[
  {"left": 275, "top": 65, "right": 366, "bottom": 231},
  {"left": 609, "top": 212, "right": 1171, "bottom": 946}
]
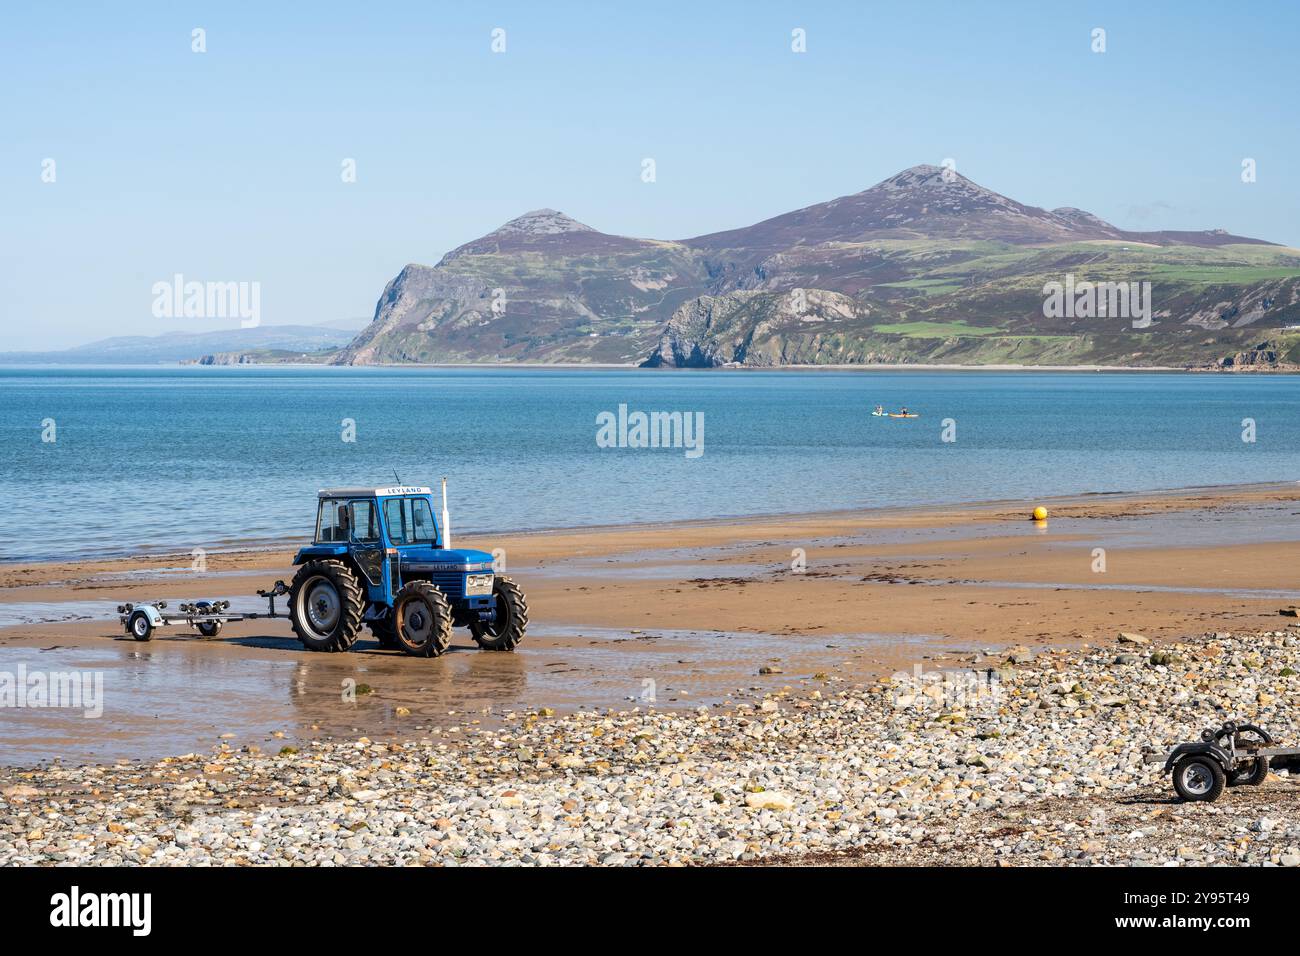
[{"left": 441, "top": 476, "right": 451, "bottom": 550}]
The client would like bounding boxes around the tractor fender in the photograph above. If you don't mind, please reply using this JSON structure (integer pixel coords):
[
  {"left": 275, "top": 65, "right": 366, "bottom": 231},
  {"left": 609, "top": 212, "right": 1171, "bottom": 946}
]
[
  {"left": 292, "top": 545, "right": 350, "bottom": 565},
  {"left": 1163, "top": 741, "right": 1232, "bottom": 774}
]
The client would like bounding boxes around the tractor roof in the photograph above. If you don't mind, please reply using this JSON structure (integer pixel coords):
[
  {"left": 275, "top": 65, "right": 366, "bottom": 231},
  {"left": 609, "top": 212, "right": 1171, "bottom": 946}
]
[{"left": 318, "top": 486, "right": 433, "bottom": 498}]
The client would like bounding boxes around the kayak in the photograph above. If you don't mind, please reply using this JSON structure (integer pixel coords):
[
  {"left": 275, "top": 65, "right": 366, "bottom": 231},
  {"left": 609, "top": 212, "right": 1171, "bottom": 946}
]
[
  {"left": 870, "top": 410, "right": 886, "bottom": 417},
  {"left": 888, "top": 413, "right": 919, "bottom": 418}
]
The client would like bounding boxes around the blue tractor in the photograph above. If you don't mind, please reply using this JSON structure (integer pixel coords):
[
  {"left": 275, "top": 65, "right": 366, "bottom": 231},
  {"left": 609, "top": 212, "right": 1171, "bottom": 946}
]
[{"left": 288, "top": 482, "right": 527, "bottom": 657}]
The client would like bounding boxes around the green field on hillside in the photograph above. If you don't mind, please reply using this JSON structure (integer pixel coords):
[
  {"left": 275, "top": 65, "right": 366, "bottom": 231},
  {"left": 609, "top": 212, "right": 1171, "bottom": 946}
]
[{"left": 870, "top": 320, "right": 1000, "bottom": 337}]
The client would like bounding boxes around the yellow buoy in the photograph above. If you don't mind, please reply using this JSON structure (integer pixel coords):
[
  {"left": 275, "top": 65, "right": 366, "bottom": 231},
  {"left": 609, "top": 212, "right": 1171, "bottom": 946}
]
[{"left": 1032, "top": 506, "right": 1048, "bottom": 521}]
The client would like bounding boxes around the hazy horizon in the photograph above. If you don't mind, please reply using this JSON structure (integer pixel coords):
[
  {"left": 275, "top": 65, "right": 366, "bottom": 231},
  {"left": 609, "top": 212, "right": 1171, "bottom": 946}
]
[{"left": 5, "top": 0, "right": 1299, "bottom": 350}]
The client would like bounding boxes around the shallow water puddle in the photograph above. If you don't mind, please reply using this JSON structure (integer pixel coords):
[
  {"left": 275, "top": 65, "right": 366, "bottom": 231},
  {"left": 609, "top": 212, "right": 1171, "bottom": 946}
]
[
  {"left": 0, "top": 602, "right": 109, "bottom": 627},
  {"left": 907, "top": 578, "right": 1300, "bottom": 600},
  {"left": 0, "top": 645, "right": 302, "bottom": 767},
  {"left": 0, "top": 625, "right": 945, "bottom": 767}
]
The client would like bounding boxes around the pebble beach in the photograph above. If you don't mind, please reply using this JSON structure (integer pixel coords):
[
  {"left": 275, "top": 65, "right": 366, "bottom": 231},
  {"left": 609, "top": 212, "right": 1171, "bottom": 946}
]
[{"left": 5, "top": 629, "right": 1300, "bottom": 867}]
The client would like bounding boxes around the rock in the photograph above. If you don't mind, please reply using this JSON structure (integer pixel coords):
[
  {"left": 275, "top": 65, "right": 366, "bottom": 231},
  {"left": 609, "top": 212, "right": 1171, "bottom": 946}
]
[
  {"left": 743, "top": 791, "right": 794, "bottom": 811},
  {"left": 1117, "top": 633, "right": 1150, "bottom": 645},
  {"left": 758, "top": 666, "right": 784, "bottom": 675},
  {"left": 1114, "top": 654, "right": 1142, "bottom": 666}
]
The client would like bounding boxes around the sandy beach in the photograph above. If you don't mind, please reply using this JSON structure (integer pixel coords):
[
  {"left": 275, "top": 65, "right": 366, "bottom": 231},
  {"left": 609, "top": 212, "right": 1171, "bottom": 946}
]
[{"left": 2, "top": 482, "right": 1299, "bottom": 764}]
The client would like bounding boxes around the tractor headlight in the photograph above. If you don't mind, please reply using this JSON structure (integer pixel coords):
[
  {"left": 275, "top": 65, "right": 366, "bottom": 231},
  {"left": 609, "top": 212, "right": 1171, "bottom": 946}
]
[{"left": 465, "top": 573, "right": 494, "bottom": 596}]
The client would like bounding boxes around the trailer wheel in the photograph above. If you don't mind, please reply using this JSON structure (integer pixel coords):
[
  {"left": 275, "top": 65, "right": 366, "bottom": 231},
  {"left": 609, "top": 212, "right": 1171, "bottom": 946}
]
[
  {"left": 195, "top": 601, "right": 223, "bottom": 638},
  {"left": 1228, "top": 757, "right": 1269, "bottom": 787},
  {"left": 1172, "top": 755, "right": 1226, "bottom": 802},
  {"left": 128, "top": 611, "right": 153, "bottom": 642},
  {"left": 1222, "top": 725, "right": 1271, "bottom": 787},
  {"left": 393, "top": 581, "right": 452, "bottom": 658},
  {"left": 470, "top": 577, "right": 529, "bottom": 652},
  {"left": 289, "top": 560, "right": 364, "bottom": 652}
]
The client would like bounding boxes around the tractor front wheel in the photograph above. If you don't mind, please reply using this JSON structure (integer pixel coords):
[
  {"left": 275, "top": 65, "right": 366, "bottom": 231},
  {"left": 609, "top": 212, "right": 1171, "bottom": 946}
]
[
  {"left": 470, "top": 577, "right": 528, "bottom": 652},
  {"left": 289, "top": 560, "right": 364, "bottom": 652},
  {"left": 393, "top": 581, "right": 453, "bottom": 658}
]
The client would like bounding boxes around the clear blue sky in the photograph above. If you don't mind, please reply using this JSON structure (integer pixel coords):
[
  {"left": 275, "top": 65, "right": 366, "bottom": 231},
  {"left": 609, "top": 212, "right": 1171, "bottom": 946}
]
[{"left": 3, "top": 0, "right": 1297, "bottom": 350}]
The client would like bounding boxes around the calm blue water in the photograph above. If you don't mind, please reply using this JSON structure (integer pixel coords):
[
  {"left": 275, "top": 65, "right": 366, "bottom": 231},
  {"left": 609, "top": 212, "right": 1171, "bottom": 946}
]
[{"left": 2, "top": 366, "right": 1298, "bottom": 562}]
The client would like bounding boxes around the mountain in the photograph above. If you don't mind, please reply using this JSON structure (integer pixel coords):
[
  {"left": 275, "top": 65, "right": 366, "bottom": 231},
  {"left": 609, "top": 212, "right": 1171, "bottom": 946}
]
[
  {"left": 0, "top": 325, "right": 355, "bottom": 365},
  {"left": 336, "top": 165, "right": 1300, "bottom": 369},
  {"left": 334, "top": 210, "right": 705, "bottom": 365}
]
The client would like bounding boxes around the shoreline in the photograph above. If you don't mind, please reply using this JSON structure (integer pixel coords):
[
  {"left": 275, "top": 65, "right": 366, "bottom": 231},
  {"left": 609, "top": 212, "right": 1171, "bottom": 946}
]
[
  {"left": 7, "top": 360, "right": 1298, "bottom": 374},
  {"left": 4, "top": 478, "right": 1297, "bottom": 568}
]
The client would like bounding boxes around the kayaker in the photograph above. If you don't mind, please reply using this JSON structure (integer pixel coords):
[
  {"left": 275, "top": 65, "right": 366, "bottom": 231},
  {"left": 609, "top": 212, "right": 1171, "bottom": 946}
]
[{"left": 874, "top": 404, "right": 884, "bottom": 416}]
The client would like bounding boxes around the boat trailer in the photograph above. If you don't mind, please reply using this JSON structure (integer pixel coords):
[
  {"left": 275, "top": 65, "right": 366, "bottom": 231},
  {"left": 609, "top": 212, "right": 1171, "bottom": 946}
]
[
  {"left": 118, "top": 581, "right": 292, "bottom": 641},
  {"left": 1162, "top": 720, "right": 1300, "bottom": 802}
]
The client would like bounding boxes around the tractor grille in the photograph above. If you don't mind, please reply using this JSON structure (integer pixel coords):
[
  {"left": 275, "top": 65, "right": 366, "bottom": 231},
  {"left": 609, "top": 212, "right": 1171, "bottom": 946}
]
[{"left": 429, "top": 572, "right": 464, "bottom": 599}]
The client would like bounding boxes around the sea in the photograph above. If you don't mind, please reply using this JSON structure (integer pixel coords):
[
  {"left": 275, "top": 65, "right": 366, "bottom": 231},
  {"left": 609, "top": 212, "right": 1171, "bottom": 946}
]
[{"left": 2, "top": 365, "right": 1298, "bottom": 562}]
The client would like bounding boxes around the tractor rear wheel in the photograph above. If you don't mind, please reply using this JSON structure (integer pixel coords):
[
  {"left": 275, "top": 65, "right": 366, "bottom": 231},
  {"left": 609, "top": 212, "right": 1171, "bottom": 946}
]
[
  {"left": 470, "top": 577, "right": 528, "bottom": 652},
  {"left": 393, "top": 581, "right": 452, "bottom": 658},
  {"left": 368, "top": 615, "right": 399, "bottom": 649},
  {"left": 289, "top": 560, "right": 364, "bottom": 652}
]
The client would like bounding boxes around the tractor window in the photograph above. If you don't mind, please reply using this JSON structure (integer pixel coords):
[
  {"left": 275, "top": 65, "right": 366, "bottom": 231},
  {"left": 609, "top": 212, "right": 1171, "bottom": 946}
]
[
  {"left": 316, "top": 499, "right": 380, "bottom": 543},
  {"left": 316, "top": 499, "right": 347, "bottom": 542},
  {"left": 383, "top": 497, "right": 438, "bottom": 546},
  {"left": 350, "top": 500, "right": 381, "bottom": 542}
]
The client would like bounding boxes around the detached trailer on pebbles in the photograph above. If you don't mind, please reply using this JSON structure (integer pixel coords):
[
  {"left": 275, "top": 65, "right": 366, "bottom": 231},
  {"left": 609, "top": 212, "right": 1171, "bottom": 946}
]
[{"left": 1161, "top": 720, "right": 1300, "bottom": 802}]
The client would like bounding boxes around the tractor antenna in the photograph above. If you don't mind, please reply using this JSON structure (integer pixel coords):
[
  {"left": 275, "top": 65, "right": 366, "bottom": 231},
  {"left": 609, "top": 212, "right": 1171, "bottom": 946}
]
[{"left": 393, "top": 469, "right": 402, "bottom": 484}]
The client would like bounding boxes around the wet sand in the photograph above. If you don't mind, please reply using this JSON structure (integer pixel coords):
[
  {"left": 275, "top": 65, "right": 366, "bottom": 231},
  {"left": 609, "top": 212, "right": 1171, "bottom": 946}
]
[{"left": 2, "top": 482, "right": 1299, "bottom": 765}]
